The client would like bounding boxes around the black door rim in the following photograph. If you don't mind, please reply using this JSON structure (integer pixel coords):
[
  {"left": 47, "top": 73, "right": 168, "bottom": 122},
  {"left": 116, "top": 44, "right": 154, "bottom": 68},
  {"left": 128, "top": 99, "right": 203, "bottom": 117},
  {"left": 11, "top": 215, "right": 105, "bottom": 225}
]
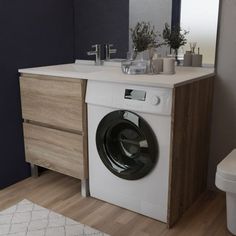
[{"left": 96, "top": 110, "right": 158, "bottom": 180}]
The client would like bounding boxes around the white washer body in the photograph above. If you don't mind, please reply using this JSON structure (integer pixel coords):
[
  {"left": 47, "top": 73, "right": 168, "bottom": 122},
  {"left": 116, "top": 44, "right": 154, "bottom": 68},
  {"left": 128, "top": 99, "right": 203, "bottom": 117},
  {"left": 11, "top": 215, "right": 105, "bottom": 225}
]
[{"left": 86, "top": 80, "right": 172, "bottom": 223}]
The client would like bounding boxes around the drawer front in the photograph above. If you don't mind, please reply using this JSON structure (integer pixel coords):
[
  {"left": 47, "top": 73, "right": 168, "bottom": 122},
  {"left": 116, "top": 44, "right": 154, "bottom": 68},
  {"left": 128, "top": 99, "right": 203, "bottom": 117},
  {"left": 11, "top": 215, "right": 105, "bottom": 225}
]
[
  {"left": 20, "top": 76, "right": 84, "bottom": 132},
  {"left": 23, "top": 123, "right": 87, "bottom": 179}
]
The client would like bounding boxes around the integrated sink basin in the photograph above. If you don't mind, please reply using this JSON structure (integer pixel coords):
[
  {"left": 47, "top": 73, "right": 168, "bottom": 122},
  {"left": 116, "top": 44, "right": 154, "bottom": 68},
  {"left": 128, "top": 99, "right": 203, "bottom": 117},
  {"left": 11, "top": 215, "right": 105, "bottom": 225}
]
[
  {"left": 18, "top": 59, "right": 122, "bottom": 79},
  {"left": 53, "top": 59, "right": 122, "bottom": 74},
  {"left": 54, "top": 64, "right": 107, "bottom": 74}
]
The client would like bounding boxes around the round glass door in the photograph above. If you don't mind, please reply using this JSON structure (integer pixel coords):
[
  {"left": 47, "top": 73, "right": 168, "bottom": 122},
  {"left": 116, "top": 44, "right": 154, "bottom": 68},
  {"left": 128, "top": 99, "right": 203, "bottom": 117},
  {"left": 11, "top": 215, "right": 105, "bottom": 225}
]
[{"left": 96, "top": 110, "right": 158, "bottom": 180}]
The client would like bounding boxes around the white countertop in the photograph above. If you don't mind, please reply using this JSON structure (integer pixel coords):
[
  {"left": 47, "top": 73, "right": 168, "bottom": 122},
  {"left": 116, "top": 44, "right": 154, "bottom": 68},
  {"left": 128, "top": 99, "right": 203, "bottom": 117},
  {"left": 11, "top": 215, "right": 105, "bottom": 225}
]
[{"left": 19, "top": 61, "right": 215, "bottom": 88}]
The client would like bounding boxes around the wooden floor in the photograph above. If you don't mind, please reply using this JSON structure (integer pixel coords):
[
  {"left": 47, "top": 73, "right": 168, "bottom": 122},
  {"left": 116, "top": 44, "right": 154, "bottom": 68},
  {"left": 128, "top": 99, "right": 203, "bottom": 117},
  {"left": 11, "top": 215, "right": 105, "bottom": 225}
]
[{"left": 0, "top": 171, "right": 232, "bottom": 236}]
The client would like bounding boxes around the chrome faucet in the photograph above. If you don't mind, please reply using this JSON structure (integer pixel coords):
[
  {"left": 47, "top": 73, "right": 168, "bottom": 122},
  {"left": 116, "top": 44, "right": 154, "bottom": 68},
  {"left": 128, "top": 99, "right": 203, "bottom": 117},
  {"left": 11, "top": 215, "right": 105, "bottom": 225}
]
[
  {"left": 87, "top": 44, "right": 102, "bottom": 65},
  {"left": 105, "top": 44, "right": 117, "bottom": 60}
]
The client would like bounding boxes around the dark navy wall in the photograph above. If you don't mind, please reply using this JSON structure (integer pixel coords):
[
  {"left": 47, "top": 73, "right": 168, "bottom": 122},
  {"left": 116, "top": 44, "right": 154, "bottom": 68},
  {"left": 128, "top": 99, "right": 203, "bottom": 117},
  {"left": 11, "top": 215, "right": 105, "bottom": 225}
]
[
  {"left": 74, "top": 0, "right": 129, "bottom": 60},
  {"left": 0, "top": 0, "right": 74, "bottom": 188}
]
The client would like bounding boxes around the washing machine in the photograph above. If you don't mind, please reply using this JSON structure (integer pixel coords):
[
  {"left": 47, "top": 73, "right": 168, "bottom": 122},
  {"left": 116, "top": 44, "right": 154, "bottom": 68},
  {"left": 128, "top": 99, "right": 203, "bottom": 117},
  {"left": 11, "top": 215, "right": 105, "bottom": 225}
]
[{"left": 85, "top": 80, "right": 172, "bottom": 223}]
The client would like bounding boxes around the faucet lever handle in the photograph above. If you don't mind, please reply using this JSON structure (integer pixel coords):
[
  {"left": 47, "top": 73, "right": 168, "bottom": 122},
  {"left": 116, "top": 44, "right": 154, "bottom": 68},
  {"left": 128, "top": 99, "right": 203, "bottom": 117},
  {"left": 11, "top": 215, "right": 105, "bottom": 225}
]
[
  {"left": 109, "top": 44, "right": 117, "bottom": 53},
  {"left": 92, "top": 44, "right": 100, "bottom": 50}
]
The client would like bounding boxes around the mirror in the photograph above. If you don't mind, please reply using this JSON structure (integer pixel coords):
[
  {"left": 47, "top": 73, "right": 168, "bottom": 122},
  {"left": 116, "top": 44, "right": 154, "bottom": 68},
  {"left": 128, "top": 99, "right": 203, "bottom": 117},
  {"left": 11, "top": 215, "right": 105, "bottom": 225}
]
[
  {"left": 181, "top": 0, "right": 220, "bottom": 65},
  {"left": 129, "top": 0, "right": 220, "bottom": 66},
  {"left": 129, "top": 0, "right": 173, "bottom": 57}
]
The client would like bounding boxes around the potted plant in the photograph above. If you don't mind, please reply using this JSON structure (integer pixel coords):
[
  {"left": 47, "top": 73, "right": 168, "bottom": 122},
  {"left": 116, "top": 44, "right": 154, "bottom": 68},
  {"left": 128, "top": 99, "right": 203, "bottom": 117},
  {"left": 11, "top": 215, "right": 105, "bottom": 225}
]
[
  {"left": 162, "top": 23, "right": 189, "bottom": 65},
  {"left": 130, "top": 21, "right": 161, "bottom": 60}
]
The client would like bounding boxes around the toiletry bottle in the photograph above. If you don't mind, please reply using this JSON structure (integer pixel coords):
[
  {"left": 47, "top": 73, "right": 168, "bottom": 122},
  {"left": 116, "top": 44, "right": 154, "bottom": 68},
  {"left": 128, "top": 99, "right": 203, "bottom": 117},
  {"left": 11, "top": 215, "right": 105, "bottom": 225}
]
[
  {"left": 192, "top": 47, "right": 203, "bottom": 67},
  {"left": 183, "top": 51, "right": 192, "bottom": 67}
]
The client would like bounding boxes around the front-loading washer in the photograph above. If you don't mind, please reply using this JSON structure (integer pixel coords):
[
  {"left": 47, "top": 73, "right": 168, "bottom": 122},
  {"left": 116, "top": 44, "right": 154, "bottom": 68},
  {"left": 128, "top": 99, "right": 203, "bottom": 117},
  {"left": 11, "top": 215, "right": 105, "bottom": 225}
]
[{"left": 86, "top": 80, "right": 172, "bottom": 223}]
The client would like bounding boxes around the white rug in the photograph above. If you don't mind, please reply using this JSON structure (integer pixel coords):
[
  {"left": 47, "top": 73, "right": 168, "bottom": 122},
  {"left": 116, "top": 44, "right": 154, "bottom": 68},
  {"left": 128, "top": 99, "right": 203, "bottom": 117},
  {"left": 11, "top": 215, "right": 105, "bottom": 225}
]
[{"left": 0, "top": 200, "right": 110, "bottom": 236}]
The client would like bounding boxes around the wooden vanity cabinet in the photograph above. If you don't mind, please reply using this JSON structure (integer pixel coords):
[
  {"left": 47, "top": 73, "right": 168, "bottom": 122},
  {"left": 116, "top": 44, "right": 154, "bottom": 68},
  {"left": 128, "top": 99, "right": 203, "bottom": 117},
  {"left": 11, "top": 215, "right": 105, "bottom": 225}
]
[{"left": 19, "top": 74, "right": 88, "bottom": 196}]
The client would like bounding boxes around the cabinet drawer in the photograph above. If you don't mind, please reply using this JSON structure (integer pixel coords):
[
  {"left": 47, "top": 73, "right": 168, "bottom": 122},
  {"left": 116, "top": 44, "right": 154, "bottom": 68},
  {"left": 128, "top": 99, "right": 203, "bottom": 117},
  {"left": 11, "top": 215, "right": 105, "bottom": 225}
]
[
  {"left": 23, "top": 123, "right": 87, "bottom": 179},
  {"left": 20, "top": 76, "right": 85, "bottom": 132}
]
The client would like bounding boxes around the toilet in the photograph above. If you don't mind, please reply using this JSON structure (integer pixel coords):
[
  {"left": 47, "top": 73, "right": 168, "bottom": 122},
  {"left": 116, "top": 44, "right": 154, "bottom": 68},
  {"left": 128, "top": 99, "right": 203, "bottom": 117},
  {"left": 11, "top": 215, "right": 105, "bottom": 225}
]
[{"left": 215, "top": 149, "right": 236, "bottom": 235}]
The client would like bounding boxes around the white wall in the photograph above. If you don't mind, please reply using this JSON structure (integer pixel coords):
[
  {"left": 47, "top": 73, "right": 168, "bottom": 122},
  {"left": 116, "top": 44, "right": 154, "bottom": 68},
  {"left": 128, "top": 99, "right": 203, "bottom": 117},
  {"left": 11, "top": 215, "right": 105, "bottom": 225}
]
[
  {"left": 181, "top": 0, "right": 219, "bottom": 65},
  {"left": 129, "top": 0, "right": 172, "bottom": 55},
  {"left": 208, "top": 0, "right": 236, "bottom": 188}
]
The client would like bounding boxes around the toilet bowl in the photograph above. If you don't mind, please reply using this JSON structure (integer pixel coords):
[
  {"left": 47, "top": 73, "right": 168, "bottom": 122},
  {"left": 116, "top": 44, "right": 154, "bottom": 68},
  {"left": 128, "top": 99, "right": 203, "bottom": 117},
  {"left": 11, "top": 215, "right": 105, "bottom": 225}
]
[{"left": 215, "top": 149, "right": 236, "bottom": 235}]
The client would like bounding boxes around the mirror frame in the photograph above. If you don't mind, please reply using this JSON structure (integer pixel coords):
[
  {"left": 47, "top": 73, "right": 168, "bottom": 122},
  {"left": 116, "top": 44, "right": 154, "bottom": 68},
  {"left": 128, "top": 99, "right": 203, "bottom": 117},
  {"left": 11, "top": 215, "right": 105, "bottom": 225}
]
[{"left": 172, "top": 0, "right": 181, "bottom": 27}]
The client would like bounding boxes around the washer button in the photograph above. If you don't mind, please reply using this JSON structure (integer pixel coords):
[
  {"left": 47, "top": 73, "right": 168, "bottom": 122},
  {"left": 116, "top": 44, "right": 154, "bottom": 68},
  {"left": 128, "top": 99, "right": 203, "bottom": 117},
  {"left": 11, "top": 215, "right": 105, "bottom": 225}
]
[{"left": 151, "top": 96, "right": 161, "bottom": 105}]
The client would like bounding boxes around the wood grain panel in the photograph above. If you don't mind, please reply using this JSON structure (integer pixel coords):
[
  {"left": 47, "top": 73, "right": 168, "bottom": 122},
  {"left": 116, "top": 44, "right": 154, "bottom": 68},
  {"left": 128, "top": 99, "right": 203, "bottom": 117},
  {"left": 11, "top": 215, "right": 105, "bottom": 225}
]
[
  {"left": 20, "top": 76, "right": 84, "bottom": 132},
  {"left": 23, "top": 123, "right": 86, "bottom": 179},
  {"left": 168, "top": 77, "right": 214, "bottom": 227},
  {"left": 20, "top": 73, "right": 84, "bottom": 84}
]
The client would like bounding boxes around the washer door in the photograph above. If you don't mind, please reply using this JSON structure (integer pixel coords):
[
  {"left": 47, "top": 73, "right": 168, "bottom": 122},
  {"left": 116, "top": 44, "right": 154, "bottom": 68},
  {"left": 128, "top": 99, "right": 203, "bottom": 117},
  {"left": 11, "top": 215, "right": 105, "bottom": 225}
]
[{"left": 96, "top": 110, "right": 158, "bottom": 180}]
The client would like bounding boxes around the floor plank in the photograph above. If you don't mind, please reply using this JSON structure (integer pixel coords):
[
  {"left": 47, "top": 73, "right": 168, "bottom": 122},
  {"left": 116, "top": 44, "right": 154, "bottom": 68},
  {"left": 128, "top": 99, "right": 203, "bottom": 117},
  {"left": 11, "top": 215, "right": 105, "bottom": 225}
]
[{"left": 0, "top": 171, "right": 232, "bottom": 236}]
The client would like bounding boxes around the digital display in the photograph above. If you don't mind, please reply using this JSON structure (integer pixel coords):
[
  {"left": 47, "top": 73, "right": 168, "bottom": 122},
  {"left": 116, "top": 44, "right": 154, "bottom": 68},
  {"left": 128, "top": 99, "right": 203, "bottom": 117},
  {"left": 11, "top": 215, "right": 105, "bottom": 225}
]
[{"left": 124, "top": 89, "right": 146, "bottom": 101}]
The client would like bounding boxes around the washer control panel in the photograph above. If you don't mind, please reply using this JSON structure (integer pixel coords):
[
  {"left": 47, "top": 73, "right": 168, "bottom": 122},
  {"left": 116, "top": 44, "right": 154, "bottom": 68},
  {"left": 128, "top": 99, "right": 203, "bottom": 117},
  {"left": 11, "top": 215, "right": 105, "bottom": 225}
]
[
  {"left": 86, "top": 81, "right": 173, "bottom": 116},
  {"left": 122, "top": 86, "right": 172, "bottom": 115}
]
